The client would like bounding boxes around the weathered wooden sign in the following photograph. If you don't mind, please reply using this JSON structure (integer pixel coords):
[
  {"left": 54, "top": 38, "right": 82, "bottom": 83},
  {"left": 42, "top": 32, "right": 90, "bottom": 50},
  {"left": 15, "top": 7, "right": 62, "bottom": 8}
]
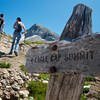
[
  {"left": 25, "top": 34, "right": 100, "bottom": 76},
  {"left": 26, "top": 4, "right": 98, "bottom": 100}
]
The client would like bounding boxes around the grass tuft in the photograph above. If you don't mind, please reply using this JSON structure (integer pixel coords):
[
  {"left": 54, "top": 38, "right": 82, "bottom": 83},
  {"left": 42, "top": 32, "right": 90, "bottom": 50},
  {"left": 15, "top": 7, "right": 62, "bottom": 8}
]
[
  {"left": 20, "top": 65, "right": 28, "bottom": 73},
  {"left": 81, "top": 94, "right": 87, "bottom": 100},
  {"left": 0, "top": 62, "right": 11, "bottom": 68},
  {"left": 28, "top": 81, "right": 47, "bottom": 100},
  {"left": 24, "top": 40, "right": 46, "bottom": 45},
  {"left": 84, "top": 82, "right": 90, "bottom": 86},
  {"left": 38, "top": 74, "right": 50, "bottom": 80},
  {"left": 85, "top": 76, "right": 96, "bottom": 82}
]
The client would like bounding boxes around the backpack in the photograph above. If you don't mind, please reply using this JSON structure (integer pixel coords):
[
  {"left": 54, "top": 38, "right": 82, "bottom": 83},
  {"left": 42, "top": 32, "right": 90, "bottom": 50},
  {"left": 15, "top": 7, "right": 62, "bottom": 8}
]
[{"left": 16, "top": 23, "right": 22, "bottom": 32}]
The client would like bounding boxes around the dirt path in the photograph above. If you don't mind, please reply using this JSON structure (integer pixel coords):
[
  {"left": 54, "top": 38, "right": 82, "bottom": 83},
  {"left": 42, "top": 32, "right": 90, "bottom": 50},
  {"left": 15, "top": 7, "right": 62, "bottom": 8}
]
[{"left": 0, "top": 50, "right": 26, "bottom": 70}]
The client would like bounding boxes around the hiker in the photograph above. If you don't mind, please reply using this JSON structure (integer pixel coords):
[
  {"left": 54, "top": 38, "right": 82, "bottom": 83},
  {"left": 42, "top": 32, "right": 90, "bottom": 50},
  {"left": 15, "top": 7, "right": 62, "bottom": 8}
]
[
  {"left": 9, "top": 17, "right": 26, "bottom": 56},
  {"left": 0, "top": 14, "right": 5, "bottom": 33}
]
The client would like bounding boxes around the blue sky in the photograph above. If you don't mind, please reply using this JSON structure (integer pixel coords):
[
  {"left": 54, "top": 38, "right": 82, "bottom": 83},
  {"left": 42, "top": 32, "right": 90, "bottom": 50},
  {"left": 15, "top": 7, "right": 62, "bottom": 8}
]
[{"left": 0, "top": 0, "right": 100, "bottom": 35}]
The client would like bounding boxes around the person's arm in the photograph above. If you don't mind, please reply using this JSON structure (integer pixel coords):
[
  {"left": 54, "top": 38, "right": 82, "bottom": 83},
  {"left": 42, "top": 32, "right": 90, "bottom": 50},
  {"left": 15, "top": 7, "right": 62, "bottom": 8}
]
[
  {"left": 1, "top": 22, "right": 5, "bottom": 32},
  {"left": 23, "top": 27, "right": 26, "bottom": 34},
  {"left": 13, "top": 22, "right": 16, "bottom": 29},
  {"left": 21, "top": 22, "right": 27, "bottom": 34}
]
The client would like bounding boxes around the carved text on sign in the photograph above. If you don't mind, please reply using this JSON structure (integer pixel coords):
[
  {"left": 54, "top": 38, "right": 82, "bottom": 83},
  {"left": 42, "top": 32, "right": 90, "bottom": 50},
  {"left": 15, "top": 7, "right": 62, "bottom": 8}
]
[{"left": 30, "top": 50, "right": 94, "bottom": 64}]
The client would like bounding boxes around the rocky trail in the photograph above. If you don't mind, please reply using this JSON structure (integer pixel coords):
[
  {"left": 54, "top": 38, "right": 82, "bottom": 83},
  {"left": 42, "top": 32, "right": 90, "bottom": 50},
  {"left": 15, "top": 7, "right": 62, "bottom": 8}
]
[{"left": 0, "top": 33, "right": 31, "bottom": 70}]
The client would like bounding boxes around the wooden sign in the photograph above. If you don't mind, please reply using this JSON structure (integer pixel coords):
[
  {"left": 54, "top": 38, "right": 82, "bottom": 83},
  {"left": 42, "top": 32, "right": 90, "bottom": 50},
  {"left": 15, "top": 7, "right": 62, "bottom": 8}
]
[{"left": 25, "top": 34, "right": 100, "bottom": 76}]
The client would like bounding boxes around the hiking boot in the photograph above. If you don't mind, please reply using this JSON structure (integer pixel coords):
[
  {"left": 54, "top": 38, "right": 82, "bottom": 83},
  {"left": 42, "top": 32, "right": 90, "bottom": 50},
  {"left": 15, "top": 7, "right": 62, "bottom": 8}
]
[
  {"left": 9, "top": 52, "right": 13, "bottom": 55},
  {"left": 14, "top": 51, "right": 18, "bottom": 56}
]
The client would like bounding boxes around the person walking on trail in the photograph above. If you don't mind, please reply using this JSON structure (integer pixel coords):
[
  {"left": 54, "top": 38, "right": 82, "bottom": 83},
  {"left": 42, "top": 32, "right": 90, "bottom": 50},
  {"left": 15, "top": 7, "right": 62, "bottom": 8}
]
[
  {"left": 9, "top": 17, "right": 26, "bottom": 56},
  {"left": 0, "top": 14, "right": 5, "bottom": 33}
]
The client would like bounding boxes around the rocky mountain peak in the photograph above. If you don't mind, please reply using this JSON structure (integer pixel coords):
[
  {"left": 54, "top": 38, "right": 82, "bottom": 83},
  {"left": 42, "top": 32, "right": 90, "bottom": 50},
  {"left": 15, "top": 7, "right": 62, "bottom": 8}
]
[
  {"left": 25, "top": 24, "right": 59, "bottom": 41},
  {"left": 28, "top": 24, "right": 54, "bottom": 34}
]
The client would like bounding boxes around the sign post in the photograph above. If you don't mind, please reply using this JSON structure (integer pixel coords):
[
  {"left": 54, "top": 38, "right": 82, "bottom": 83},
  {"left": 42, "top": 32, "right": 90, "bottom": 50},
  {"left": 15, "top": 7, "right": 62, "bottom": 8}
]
[
  {"left": 26, "top": 34, "right": 100, "bottom": 100},
  {"left": 45, "top": 73, "right": 85, "bottom": 100}
]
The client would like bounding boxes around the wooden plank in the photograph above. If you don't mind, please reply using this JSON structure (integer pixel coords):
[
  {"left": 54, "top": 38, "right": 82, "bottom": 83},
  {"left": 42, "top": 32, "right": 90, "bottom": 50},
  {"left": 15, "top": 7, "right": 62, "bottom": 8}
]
[
  {"left": 25, "top": 34, "right": 100, "bottom": 76},
  {"left": 45, "top": 73, "right": 85, "bottom": 100}
]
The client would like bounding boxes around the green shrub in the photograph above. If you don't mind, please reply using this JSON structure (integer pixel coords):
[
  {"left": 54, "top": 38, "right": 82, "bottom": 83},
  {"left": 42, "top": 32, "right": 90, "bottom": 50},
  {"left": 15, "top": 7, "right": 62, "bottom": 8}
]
[
  {"left": 38, "top": 74, "right": 50, "bottom": 80},
  {"left": 20, "top": 65, "right": 28, "bottom": 73},
  {"left": 28, "top": 81, "right": 47, "bottom": 100},
  {"left": 81, "top": 94, "right": 87, "bottom": 100},
  {"left": 83, "top": 88, "right": 89, "bottom": 93},
  {"left": 85, "top": 76, "right": 96, "bottom": 82},
  {"left": 84, "top": 82, "right": 90, "bottom": 86},
  {"left": 0, "top": 62, "right": 11, "bottom": 68}
]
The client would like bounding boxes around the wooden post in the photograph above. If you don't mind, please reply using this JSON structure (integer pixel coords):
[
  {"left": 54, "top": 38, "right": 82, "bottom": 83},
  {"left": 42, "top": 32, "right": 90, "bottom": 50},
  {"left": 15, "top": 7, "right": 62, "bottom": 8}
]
[
  {"left": 46, "top": 4, "right": 92, "bottom": 100},
  {"left": 45, "top": 73, "right": 85, "bottom": 100}
]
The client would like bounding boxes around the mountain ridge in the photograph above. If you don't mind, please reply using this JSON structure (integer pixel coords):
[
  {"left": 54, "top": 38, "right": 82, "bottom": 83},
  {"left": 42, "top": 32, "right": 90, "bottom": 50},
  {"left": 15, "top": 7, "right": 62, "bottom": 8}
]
[{"left": 25, "top": 24, "right": 59, "bottom": 41}]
